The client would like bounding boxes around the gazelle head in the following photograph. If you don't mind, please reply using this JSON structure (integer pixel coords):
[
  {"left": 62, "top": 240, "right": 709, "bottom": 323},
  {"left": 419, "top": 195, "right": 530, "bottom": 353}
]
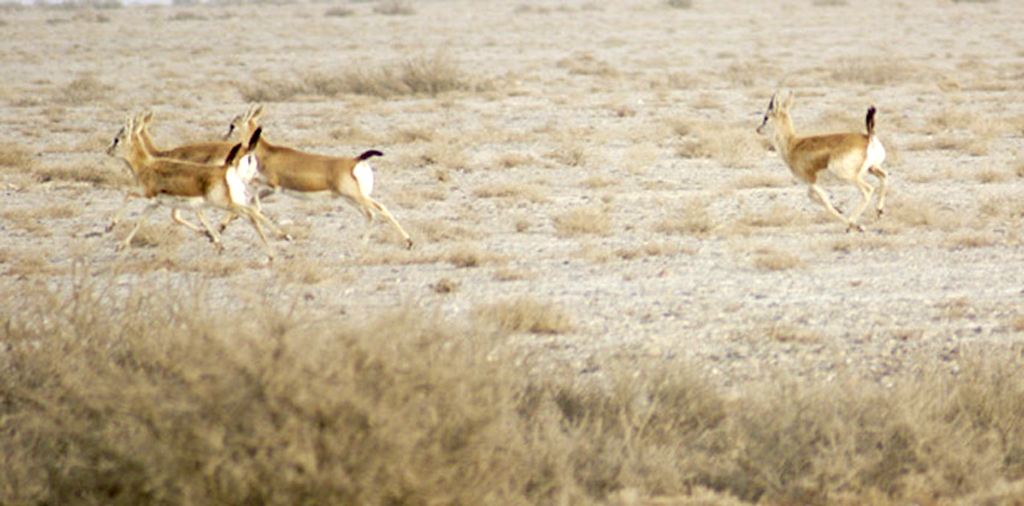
[
  {"left": 756, "top": 91, "right": 794, "bottom": 136},
  {"left": 224, "top": 104, "right": 263, "bottom": 141},
  {"left": 107, "top": 113, "right": 141, "bottom": 157}
]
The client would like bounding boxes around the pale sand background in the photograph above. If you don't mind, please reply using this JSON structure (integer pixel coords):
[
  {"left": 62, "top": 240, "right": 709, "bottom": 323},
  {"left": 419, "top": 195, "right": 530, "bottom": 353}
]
[{"left": 1, "top": 0, "right": 1022, "bottom": 391}]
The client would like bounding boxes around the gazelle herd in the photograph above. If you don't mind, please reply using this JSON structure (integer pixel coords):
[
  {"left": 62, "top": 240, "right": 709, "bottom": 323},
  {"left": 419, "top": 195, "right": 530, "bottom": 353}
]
[{"left": 105, "top": 93, "right": 886, "bottom": 260}]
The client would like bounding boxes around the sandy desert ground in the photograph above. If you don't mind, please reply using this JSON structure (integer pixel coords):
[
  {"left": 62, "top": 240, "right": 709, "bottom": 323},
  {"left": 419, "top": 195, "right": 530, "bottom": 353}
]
[{"left": 1, "top": 0, "right": 1023, "bottom": 390}]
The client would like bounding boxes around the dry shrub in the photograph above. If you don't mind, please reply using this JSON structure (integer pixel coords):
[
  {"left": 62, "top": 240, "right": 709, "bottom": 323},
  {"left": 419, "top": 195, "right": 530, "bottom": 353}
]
[
  {"left": 56, "top": 75, "right": 113, "bottom": 105},
  {"left": 472, "top": 297, "right": 573, "bottom": 334},
  {"left": 553, "top": 206, "right": 612, "bottom": 237},
  {"left": 4, "top": 279, "right": 1024, "bottom": 504},
  {"left": 445, "top": 242, "right": 498, "bottom": 268},
  {"left": 655, "top": 199, "right": 714, "bottom": 236}
]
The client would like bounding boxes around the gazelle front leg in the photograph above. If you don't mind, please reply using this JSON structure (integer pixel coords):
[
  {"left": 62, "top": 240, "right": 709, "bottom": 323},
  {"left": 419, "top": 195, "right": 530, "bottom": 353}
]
[
  {"left": 107, "top": 191, "right": 140, "bottom": 232},
  {"left": 807, "top": 184, "right": 861, "bottom": 232},
  {"left": 117, "top": 202, "right": 160, "bottom": 251}
]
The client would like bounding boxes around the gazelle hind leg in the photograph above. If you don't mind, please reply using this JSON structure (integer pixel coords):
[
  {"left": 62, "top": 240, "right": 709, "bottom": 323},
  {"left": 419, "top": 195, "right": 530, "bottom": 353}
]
[
  {"left": 847, "top": 175, "right": 876, "bottom": 229},
  {"left": 868, "top": 165, "right": 889, "bottom": 216},
  {"left": 171, "top": 209, "right": 210, "bottom": 237},
  {"left": 193, "top": 210, "right": 224, "bottom": 251},
  {"left": 228, "top": 204, "right": 275, "bottom": 261},
  {"left": 808, "top": 184, "right": 859, "bottom": 231},
  {"left": 368, "top": 198, "right": 413, "bottom": 249},
  {"left": 218, "top": 188, "right": 291, "bottom": 241}
]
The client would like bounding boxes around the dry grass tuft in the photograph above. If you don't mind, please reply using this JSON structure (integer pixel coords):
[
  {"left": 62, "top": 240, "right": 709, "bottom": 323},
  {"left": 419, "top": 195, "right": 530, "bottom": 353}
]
[
  {"left": 655, "top": 199, "right": 715, "bottom": 236},
  {"left": 241, "top": 52, "right": 477, "bottom": 101},
  {"left": 4, "top": 281, "right": 1024, "bottom": 505},
  {"left": 553, "top": 206, "right": 612, "bottom": 237},
  {"left": 373, "top": 0, "right": 414, "bottom": 15},
  {"left": 429, "top": 277, "right": 459, "bottom": 294},
  {"left": 473, "top": 182, "right": 548, "bottom": 203},
  {"left": 0, "top": 142, "right": 34, "bottom": 171},
  {"left": 446, "top": 242, "right": 498, "bottom": 268},
  {"left": 56, "top": 75, "right": 113, "bottom": 105},
  {"left": 472, "top": 297, "right": 573, "bottom": 334},
  {"left": 751, "top": 247, "right": 803, "bottom": 271}
]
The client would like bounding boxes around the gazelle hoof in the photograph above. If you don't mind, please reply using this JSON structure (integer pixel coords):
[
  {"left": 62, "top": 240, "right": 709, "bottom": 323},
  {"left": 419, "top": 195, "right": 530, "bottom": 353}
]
[
  {"left": 846, "top": 223, "right": 865, "bottom": 233},
  {"left": 405, "top": 238, "right": 414, "bottom": 250}
]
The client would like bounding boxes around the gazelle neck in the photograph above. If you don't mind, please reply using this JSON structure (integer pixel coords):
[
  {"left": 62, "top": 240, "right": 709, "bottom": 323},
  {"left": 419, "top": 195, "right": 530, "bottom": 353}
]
[{"left": 770, "top": 115, "right": 797, "bottom": 161}]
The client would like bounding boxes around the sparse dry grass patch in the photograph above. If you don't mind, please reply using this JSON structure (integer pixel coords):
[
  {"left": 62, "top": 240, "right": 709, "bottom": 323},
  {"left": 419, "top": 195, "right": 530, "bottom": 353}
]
[
  {"left": 473, "top": 182, "right": 548, "bottom": 203},
  {"left": 760, "top": 320, "right": 822, "bottom": 343},
  {"left": 445, "top": 242, "right": 500, "bottom": 268},
  {"left": 0, "top": 142, "right": 33, "bottom": 171},
  {"left": 274, "top": 257, "right": 332, "bottom": 284},
  {"left": 0, "top": 204, "right": 80, "bottom": 236},
  {"left": 829, "top": 56, "right": 921, "bottom": 85},
  {"left": 373, "top": 0, "right": 414, "bottom": 15},
  {"left": 618, "top": 142, "right": 658, "bottom": 174},
  {"left": 736, "top": 202, "right": 812, "bottom": 230},
  {"left": 655, "top": 199, "right": 714, "bottom": 236},
  {"left": 553, "top": 206, "right": 612, "bottom": 237},
  {"left": 733, "top": 172, "right": 792, "bottom": 189},
  {"left": 241, "top": 52, "right": 478, "bottom": 101},
  {"left": 751, "top": 246, "right": 803, "bottom": 271},
  {"left": 943, "top": 229, "right": 1000, "bottom": 249},
  {"left": 671, "top": 119, "right": 761, "bottom": 168},
  {"left": 879, "top": 195, "right": 965, "bottom": 232},
  {"left": 409, "top": 219, "right": 481, "bottom": 244},
  {"left": 55, "top": 75, "right": 113, "bottom": 105},
  {"left": 472, "top": 296, "right": 573, "bottom": 334}
]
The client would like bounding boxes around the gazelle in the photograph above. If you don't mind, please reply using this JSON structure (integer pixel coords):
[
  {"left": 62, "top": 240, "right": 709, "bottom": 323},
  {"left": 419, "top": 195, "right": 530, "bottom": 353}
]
[
  {"left": 756, "top": 92, "right": 888, "bottom": 232},
  {"left": 133, "top": 110, "right": 291, "bottom": 240},
  {"left": 107, "top": 112, "right": 277, "bottom": 261},
  {"left": 224, "top": 104, "right": 413, "bottom": 249},
  {"left": 137, "top": 110, "right": 239, "bottom": 164}
]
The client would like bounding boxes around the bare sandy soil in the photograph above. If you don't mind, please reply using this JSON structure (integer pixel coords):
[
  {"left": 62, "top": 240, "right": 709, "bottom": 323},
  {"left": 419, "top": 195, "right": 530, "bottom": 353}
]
[{"left": 1, "top": 0, "right": 1022, "bottom": 393}]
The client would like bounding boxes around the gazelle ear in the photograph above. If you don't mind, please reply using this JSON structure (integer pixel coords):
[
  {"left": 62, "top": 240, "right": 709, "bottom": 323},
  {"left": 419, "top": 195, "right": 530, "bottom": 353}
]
[
  {"left": 246, "top": 127, "right": 262, "bottom": 153},
  {"left": 224, "top": 143, "right": 242, "bottom": 165},
  {"left": 783, "top": 91, "right": 794, "bottom": 110}
]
